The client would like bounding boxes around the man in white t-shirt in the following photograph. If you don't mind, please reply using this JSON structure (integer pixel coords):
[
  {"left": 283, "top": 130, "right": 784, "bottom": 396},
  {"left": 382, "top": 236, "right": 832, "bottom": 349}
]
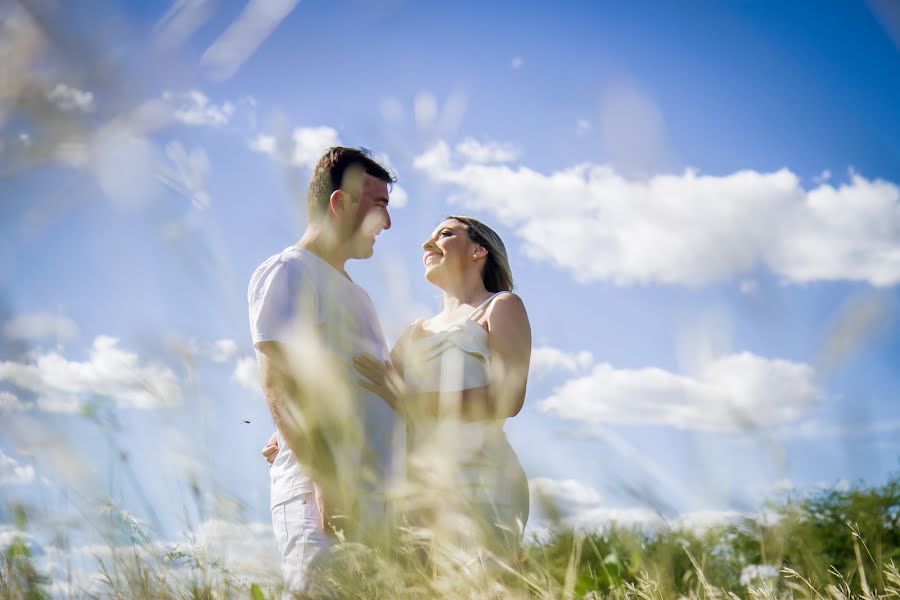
[{"left": 247, "top": 147, "right": 399, "bottom": 596}]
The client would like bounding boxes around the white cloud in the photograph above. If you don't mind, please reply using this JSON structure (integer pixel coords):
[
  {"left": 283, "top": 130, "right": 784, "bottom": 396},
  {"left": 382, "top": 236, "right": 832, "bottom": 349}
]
[
  {"left": 538, "top": 351, "right": 819, "bottom": 432},
  {"left": 530, "top": 477, "right": 602, "bottom": 508},
  {"left": 249, "top": 126, "right": 341, "bottom": 169},
  {"left": 163, "top": 90, "right": 235, "bottom": 127},
  {"left": 782, "top": 418, "right": 900, "bottom": 440},
  {"left": 0, "top": 391, "right": 27, "bottom": 413},
  {"left": 249, "top": 133, "right": 277, "bottom": 155},
  {"left": 202, "top": 0, "right": 301, "bottom": 80},
  {"left": 455, "top": 138, "right": 520, "bottom": 164},
  {"left": 187, "top": 518, "right": 280, "bottom": 580},
  {"left": 741, "top": 564, "right": 780, "bottom": 587},
  {"left": 390, "top": 183, "right": 408, "bottom": 209},
  {"left": 527, "top": 478, "right": 751, "bottom": 535},
  {"left": 4, "top": 312, "right": 79, "bottom": 341},
  {"left": 0, "top": 450, "right": 34, "bottom": 486},
  {"left": 672, "top": 509, "right": 746, "bottom": 532},
  {"left": 414, "top": 141, "right": 900, "bottom": 287},
  {"left": 0, "top": 336, "right": 182, "bottom": 412},
  {"left": 291, "top": 126, "right": 341, "bottom": 169},
  {"left": 530, "top": 346, "right": 593, "bottom": 378},
  {"left": 32, "top": 518, "right": 278, "bottom": 597},
  {"left": 209, "top": 339, "right": 238, "bottom": 363},
  {"left": 157, "top": 140, "right": 211, "bottom": 209},
  {"left": 165, "top": 335, "right": 239, "bottom": 365},
  {"left": 47, "top": 83, "right": 95, "bottom": 112},
  {"left": 233, "top": 356, "right": 261, "bottom": 394}
]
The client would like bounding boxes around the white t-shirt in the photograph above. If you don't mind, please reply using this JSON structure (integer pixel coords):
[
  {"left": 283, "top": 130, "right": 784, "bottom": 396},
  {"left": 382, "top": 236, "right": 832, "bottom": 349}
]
[{"left": 248, "top": 246, "right": 398, "bottom": 509}]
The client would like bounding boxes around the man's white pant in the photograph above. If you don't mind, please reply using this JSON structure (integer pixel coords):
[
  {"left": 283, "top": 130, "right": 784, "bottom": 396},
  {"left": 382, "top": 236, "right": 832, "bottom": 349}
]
[{"left": 271, "top": 492, "right": 333, "bottom": 598}]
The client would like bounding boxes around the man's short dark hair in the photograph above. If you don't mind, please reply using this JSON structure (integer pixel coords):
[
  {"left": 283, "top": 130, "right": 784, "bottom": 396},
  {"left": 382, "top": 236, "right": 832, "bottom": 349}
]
[{"left": 307, "top": 147, "right": 396, "bottom": 220}]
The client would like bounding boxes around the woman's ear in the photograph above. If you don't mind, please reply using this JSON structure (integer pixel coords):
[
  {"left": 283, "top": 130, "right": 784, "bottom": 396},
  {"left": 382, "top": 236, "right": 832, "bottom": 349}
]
[{"left": 473, "top": 245, "right": 488, "bottom": 260}]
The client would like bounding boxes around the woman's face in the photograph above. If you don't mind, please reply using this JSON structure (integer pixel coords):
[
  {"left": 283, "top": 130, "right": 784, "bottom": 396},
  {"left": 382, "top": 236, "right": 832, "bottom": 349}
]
[{"left": 421, "top": 219, "right": 482, "bottom": 286}]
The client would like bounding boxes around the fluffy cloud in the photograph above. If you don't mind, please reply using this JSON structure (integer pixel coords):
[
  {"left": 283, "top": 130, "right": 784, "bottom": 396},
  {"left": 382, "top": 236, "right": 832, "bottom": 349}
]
[
  {"left": 0, "top": 391, "right": 26, "bottom": 413},
  {"left": 249, "top": 126, "right": 340, "bottom": 170},
  {"left": 413, "top": 141, "right": 900, "bottom": 287},
  {"left": 530, "top": 346, "right": 593, "bottom": 378},
  {"left": 538, "top": 351, "right": 819, "bottom": 432},
  {"left": 187, "top": 518, "right": 280, "bottom": 580},
  {"left": 0, "top": 336, "right": 182, "bottom": 412},
  {"left": 3, "top": 312, "right": 79, "bottom": 341},
  {"left": 0, "top": 450, "right": 34, "bottom": 486},
  {"left": 291, "top": 126, "right": 341, "bottom": 168},
  {"left": 34, "top": 518, "right": 279, "bottom": 597},
  {"left": 249, "top": 133, "right": 277, "bottom": 155},
  {"left": 781, "top": 418, "right": 900, "bottom": 440},
  {"left": 232, "top": 356, "right": 261, "bottom": 394},
  {"left": 455, "top": 138, "right": 520, "bottom": 163},
  {"left": 527, "top": 477, "right": 748, "bottom": 534},
  {"left": 47, "top": 83, "right": 95, "bottom": 112},
  {"left": 163, "top": 90, "right": 235, "bottom": 127},
  {"left": 530, "top": 477, "right": 603, "bottom": 509},
  {"left": 209, "top": 339, "right": 238, "bottom": 364}
]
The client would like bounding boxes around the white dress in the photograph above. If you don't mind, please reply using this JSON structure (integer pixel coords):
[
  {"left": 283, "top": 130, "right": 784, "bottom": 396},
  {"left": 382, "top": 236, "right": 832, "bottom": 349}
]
[{"left": 400, "top": 292, "right": 529, "bottom": 553}]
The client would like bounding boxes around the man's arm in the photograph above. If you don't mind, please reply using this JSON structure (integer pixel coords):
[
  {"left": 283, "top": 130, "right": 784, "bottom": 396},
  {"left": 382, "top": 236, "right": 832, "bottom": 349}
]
[{"left": 256, "top": 339, "right": 348, "bottom": 534}]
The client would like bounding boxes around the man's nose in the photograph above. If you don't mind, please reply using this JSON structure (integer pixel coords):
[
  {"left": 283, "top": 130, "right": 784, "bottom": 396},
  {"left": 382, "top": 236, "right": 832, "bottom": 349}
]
[{"left": 383, "top": 209, "right": 391, "bottom": 231}]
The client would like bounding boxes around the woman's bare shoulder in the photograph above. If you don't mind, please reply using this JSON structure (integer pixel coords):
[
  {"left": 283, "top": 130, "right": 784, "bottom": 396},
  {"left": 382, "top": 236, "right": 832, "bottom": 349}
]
[{"left": 485, "top": 292, "right": 528, "bottom": 328}]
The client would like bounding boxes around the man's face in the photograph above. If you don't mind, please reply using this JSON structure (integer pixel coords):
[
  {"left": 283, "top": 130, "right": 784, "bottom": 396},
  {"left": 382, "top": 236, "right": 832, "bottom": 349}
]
[{"left": 345, "top": 173, "right": 392, "bottom": 259}]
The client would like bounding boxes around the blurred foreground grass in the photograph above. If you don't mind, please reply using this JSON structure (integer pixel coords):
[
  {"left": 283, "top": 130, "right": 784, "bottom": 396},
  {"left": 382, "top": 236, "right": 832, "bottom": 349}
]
[{"left": 2, "top": 473, "right": 897, "bottom": 599}]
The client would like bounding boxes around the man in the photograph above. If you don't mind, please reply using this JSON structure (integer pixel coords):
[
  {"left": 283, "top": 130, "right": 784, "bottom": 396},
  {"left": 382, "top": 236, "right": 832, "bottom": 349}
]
[{"left": 247, "top": 147, "right": 399, "bottom": 596}]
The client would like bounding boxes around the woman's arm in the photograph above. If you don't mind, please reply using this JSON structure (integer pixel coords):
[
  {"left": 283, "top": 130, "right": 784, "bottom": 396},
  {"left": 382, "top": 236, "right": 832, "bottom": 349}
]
[
  {"left": 438, "top": 292, "right": 531, "bottom": 420},
  {"left": 355, "top": 295, "right": 532, "bottom": 421}
]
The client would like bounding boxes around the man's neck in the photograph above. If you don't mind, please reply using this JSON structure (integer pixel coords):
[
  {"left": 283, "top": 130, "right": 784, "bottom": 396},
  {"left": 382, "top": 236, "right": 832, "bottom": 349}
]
[{"left": 296, "top": 226, "right": 350, "bottom": 278}]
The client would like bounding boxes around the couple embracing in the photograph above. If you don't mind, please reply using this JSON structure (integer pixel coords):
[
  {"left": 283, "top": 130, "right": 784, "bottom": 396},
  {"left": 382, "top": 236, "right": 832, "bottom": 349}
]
[{"left": 247, "top": 147, "right": 532, "bottom": 597}]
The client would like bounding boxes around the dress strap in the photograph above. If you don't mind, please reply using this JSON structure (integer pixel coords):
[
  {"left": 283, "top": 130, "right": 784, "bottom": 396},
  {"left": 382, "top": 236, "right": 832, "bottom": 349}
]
[{"left": 466, "top": 291, "right": 510, "bottom": 320}]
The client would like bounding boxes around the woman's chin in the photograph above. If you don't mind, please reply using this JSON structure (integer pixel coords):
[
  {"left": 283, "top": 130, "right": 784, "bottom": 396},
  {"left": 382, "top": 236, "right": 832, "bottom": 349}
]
[{"left": 424, "top": 267, "right": 442, "bottom": 286}]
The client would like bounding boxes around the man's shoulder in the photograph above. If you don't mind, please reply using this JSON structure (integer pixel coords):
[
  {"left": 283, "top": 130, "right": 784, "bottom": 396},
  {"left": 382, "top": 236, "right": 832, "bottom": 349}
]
[
  {"left": 248, "top": 247, "right": 308, "bottom": 298},
  {"left": 250, "top": 247, "right": 309, "bottom": 279}
]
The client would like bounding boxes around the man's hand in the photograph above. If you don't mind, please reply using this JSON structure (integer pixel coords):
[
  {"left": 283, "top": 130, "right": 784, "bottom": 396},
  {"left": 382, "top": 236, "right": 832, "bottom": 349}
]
[{"left": 261, "top": 431, "right": 279, "bottom": 467}]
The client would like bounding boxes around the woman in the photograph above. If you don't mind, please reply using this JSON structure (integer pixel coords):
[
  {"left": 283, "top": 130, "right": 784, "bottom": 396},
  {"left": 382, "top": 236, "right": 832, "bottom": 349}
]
[{"left": 353, "top": 215, "right": 532, "bottom": 559}]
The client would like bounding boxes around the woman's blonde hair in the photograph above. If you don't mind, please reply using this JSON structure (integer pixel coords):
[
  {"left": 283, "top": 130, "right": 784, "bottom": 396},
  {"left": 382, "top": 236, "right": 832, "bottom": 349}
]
[{"left": 446, "top": 215, "right": 513, "bottom": 292}]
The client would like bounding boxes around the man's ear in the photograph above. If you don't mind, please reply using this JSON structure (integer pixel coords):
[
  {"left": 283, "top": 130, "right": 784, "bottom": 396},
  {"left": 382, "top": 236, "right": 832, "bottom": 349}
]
[{"left": 329, "top": 189, "right": 345, "bottom": 215}]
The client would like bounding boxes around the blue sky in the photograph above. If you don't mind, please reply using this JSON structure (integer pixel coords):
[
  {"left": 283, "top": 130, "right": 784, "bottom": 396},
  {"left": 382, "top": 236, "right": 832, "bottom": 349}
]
[{"left": 1, "top": 0, "right": 899, "bottom": 591}]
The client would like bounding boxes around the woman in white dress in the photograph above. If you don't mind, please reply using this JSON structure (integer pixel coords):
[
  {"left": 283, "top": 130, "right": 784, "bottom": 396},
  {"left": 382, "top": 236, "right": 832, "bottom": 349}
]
[{"left": 353, "top": 215, "right": 532, "bottom": 560}]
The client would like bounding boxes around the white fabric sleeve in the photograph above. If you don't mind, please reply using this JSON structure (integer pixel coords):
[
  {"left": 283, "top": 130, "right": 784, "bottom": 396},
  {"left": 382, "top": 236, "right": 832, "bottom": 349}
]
[{"left": 248, "top": 261, "right": 318, "bottom": 346}]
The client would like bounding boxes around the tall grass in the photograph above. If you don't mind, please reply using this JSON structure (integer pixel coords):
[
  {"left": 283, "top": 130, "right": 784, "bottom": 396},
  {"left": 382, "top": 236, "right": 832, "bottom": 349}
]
[{"left": 3, "top": 474, "right": 898, "bottom": 598}]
